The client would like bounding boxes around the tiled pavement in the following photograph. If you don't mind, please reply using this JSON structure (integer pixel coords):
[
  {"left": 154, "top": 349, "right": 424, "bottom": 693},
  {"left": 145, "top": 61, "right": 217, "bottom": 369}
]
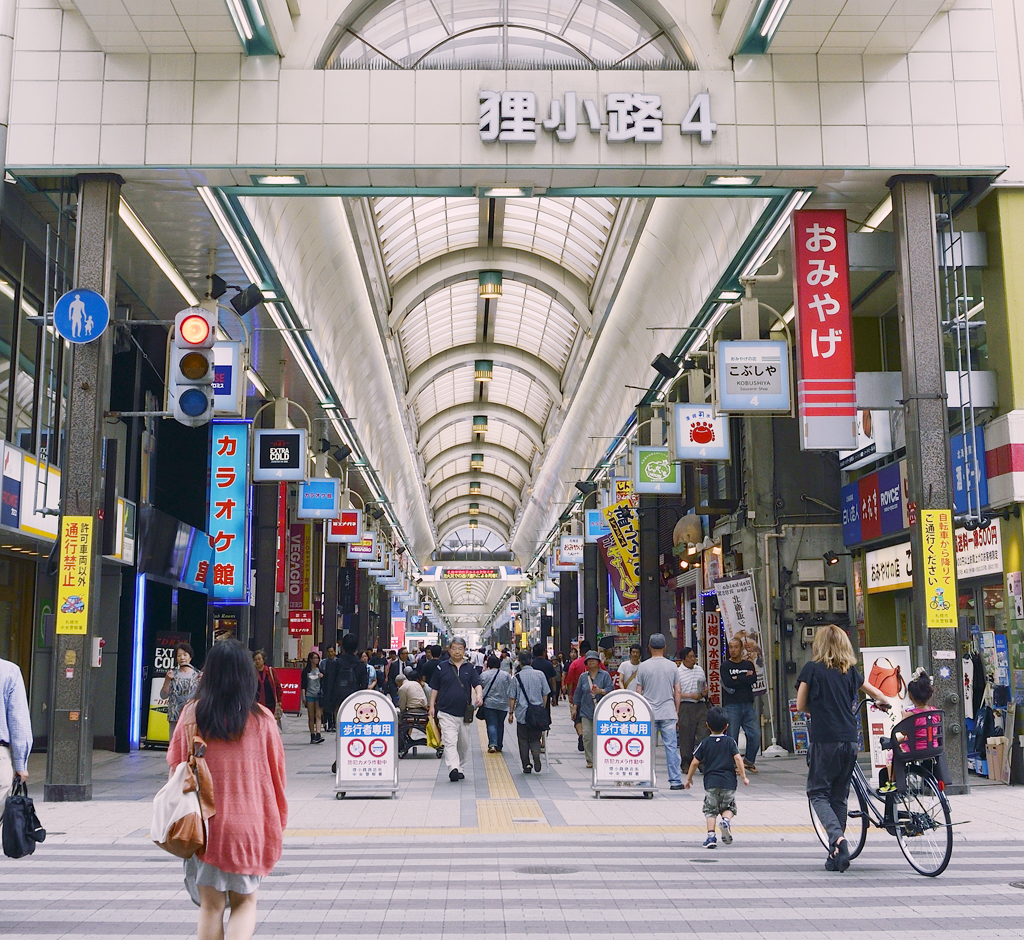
[{"left": 3, "top": 703, "right": 1023, "bottom": 937}]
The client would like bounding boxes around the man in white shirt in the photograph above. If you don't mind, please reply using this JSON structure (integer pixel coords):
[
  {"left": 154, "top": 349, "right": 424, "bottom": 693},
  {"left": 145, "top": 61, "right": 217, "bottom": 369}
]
[
  {"left": 617, "top": 644, "right": 642, "bottom": 690},
  {"left": 676, "top": 646, "right": 709, "bottom": 772}
]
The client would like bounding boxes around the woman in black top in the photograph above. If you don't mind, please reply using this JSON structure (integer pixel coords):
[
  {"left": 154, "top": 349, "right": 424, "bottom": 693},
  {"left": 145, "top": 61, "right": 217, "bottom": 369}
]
[{"left": 796, "top": 624, "right": 892, "bottom": 872}]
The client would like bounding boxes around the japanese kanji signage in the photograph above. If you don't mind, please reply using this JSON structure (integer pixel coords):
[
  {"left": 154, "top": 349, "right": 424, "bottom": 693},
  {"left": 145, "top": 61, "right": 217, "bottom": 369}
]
[
  {"left": 634, "top": 446, "right": 681, "bottom": 494},
  {"left": 56, "top": 515, "right": 93, "bottom": 635},
  {"left": 674, "top": 404, "right": 730, "bottom": 461},
  {"left": 288, "top": 609, "right": 313, "bottom": 636},
  {"left": 335, "top": 690, "right": 399, "bottom": 797},
  {"left": 207, "top": 420, "right": 250, "bottom": 603},
  {"left": 705, "top": 610, "right": 722, "bottom": 706},
  {"left": 297, "top": 478, "right": 340, "bottom": 519},
  {"left": 287, "top": 523, "right": 311, "bottom": 611},
  {"left": 792, "top": 209, "right": 857, "bottom": 449},
  {"left": 560, "top": 535, "right": 585, "bottom": 565},
  {"left": 600, "top": 496, "right": 640, "bottom": 616},
  {"left": 713, "top": 574, "right": 766, "bottom": 695},
  {"left": 716, "top": 340, "right": 791, "bottom": 412},
  {"left": 327, "top": 509, "right": 364, "bottom": 543},
  {"left": 592, "top": 690, "right": 656, "bottom": 793},
  {"left": 921, "top": 509, "right": 956, "bottom": 628},
  {"left": 479, "top": 90, "right": 716, "bottom": 145}
]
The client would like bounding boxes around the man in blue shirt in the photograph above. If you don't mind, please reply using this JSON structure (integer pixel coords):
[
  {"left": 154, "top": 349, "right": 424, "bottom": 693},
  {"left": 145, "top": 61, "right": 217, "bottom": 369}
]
[{"left": 0, "top": 657, "right": 32, "bottom": 790}]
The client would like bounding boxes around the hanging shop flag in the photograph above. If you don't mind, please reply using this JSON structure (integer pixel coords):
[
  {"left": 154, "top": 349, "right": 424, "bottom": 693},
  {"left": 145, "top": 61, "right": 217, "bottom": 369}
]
[
  {"left": 287, "top": 523, "right": 311, "bottom": 611},
  {"left": 713, "top": 574, "right": 767, "bottom": 695},
  {"left": 633, "top": 445, "right": 681, "bottom": 494},
  {"left": 56, "top": 515, "right": 93, "bottom": 635},
  {"left": 674, "top": 404, "right": 731, "bottom": 461},
  {"left": 921, "top": 509, "right": 956, "bottom": 628},
  {"left": 715, "top": 340, "right": 791, "bottom": 412},
  {"left": 297, "top": 478, "right": 341, "bottom": 519},
  {"left": 327, "top": 509, "right": 364, "bottom": 543},
  {"left": 208, "top": 420, "right": 251, "bottom": 603},
  {"left": 598, "top": 533, "right": 639, "bottom": 617},
  {"left": 791, "top": 208, "right": 857, "bottom": 450},
  {"left": 600, "top": 495, "right": 641, "bottom": 616}
]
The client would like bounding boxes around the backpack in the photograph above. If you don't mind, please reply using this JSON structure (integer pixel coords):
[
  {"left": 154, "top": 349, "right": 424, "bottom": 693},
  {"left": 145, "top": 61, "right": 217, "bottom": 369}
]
[{"left": 336, "top": 656, "right": 368, "bottom": 703}]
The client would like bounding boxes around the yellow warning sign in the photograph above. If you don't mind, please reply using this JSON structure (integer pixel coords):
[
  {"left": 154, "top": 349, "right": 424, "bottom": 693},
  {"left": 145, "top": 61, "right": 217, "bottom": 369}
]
[{"left": 55, "top": 515, "right": 93, "bottom": 635}]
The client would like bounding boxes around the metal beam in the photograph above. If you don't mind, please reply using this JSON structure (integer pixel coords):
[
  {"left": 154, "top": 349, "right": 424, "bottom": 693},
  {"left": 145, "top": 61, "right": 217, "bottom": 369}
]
[
  {"left": 407, "top": 342, "right": 563, "bottom": 405},
  {"left": 435, "top": 494, "right": 515, "bottom": 529},
  {"left": 429, "top": 470, "right": 523, "bottom": 509},
  {"left": 417, "top": 401, "right": 545, "bottom": 452},
  {"left": 424, "top": 441, "right": 532, "bottom": 484},
  {"left": 389, "top": 247, "right": 593, "bottom": 334}
]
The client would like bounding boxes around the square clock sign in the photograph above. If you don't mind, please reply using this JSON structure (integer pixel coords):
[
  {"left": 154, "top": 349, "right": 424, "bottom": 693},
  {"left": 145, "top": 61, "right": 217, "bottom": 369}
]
[{"left": 253, "top": 428, "right": 307, "bottom": 481}]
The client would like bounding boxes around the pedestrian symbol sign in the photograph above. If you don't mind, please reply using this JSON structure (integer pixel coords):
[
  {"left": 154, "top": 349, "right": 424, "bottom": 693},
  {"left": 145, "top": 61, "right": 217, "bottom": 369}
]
[{"left": 53, "top": 289, "right": 109, "bottom": 344}]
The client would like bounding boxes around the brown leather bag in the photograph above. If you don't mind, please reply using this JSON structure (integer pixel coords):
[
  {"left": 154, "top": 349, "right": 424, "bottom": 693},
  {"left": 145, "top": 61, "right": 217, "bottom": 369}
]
[{"left": 868, "top": 658, "right": 905, "bottom": 698}]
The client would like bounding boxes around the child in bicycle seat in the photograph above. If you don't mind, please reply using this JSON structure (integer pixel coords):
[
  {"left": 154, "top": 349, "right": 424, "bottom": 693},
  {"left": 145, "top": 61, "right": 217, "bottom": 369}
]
[{"left": 879, "top": 669, "right": 934, "bottom": 793}]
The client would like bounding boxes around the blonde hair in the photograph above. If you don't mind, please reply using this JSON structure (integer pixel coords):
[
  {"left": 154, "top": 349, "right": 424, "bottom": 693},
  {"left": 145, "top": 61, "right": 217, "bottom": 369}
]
[{"left": 812, "top": 624, "right": 857, "bottom": 673}]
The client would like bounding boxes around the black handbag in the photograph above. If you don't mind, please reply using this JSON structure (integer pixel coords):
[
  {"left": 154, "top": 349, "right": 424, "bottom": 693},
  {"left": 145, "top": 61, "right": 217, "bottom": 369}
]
[
  {"left": 517, "top": 674, "right": 551, "bottom": 732},
  {"left": 477, "top": 671, "right": 502, "bottom": 720},
  {"left": 2, "top": 780, "right": 46, "bottom": 859}
]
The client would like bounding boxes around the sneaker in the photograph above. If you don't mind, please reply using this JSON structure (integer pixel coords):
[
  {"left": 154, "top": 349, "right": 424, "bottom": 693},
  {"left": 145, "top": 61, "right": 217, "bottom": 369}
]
[
  {"left": 720, "top": 819, "right": 733, "bottom": 844},
  {"left": 487, "top": 746, "right": 496, "bottom": 754},
  {"left": 449, "top": 769, "right": 460, "bottom": 782},
  {"left": 670, "top": 784, "right": 684, "bottom": 791},
  {"left": 586, "top": 761, "right": 593, "bottom": 769},
  {"left": 702, "top": 834, "right": 717, "bottom": 849},
  {"left": 578, "top": 735, "right": 585, "bottom": 752},
  {"left": 878, "top": 781, "right": 896, "bottom": 794},
  {"left": 523, "top": 765, "right": 532, "bottom": 774}
]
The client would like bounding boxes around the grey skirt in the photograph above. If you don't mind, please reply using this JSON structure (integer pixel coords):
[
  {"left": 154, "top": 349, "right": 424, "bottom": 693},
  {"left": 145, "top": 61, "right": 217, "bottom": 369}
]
[{"left": 184, "top": 855, "right": 263, "bottom": 906}]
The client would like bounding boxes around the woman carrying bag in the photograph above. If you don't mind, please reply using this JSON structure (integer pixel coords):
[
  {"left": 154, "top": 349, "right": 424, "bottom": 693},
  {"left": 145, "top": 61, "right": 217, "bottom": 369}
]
[
  {"left": 254, "top": 651, "right": 283, "bottom": 728},
  {"left": 168, "top": 640, "right": 288, "bottom": 940}
]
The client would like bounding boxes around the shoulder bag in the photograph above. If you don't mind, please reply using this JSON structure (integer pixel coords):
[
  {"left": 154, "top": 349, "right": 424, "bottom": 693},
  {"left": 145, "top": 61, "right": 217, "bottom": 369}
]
[
  {"left": 477, "top": 670, "right": 503, "bottom": 720},
  {"left": 150, "top": 719, "right": 216, "bottom": 859},
  {"left": 517, "top": 674, "right": 551, "bottom": 732},
  {"left": 2, "top": 780, "right": 46, "bottom": 859}
]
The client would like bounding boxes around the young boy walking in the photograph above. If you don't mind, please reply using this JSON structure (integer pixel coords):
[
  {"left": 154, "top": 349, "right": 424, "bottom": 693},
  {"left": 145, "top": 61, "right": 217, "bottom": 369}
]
[{"left": 684, "top": 706, "right": 749, "bottom": 848}]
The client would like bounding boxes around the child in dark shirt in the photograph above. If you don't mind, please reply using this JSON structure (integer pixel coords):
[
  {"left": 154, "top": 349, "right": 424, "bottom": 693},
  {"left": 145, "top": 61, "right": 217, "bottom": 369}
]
[{"left": 684, "top": 706, "right": 749, "bottom": 848}]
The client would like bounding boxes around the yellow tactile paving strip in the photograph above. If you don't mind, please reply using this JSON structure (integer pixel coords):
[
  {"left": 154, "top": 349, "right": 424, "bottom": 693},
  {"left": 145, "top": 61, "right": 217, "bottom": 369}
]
[{"left": 477, "top": 714, "right": 521, "bottom": 800}]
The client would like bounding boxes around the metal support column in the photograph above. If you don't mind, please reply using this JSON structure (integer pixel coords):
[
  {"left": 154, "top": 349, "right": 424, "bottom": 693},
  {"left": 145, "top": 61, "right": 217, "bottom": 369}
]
[
  {"left": 253, "top": 483, "right": 277, "bottom": 658},
  {"left": 377, "top": 585, "right": 390, "bottom": 650},
  {"left": 540, "top": 606, "right": 552, "bottom": 649},
  {"left": 356, "top": 567, "right": 371, "bottom": 649},
  {"left": 638, "top": 497, "right": 661, "bottom": 646},
  {"left": 558, "top": 571, "right": 578, "bottom": 655},
  {"left": 890, "top": 175, "right": 968, "bottom": 792},
  {"left": 582, "top": 542, "right": 598, "bottom": 649},
  {"left": 322, "top": 542, "right": 340, "bottom": 652},
  {"left": 45, "top": 174, "right": 121, "bottom": 802}
]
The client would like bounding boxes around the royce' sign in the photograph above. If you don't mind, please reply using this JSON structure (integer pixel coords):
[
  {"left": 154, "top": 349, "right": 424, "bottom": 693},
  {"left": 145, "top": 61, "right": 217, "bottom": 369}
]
[{"left": 480, "top": 91, "right": 716, "bottom": 144}]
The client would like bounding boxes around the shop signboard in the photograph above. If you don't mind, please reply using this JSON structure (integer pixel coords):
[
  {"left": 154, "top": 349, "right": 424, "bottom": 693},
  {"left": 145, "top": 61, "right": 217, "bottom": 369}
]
[
  {"left": 253, "top": 428, "right": 306, "bottom": 482},
  {"left": 921, "top": 510, "right": 956, "bottom": 628},
  {"left": 208, "top": 421, "right": 250, "bottom": 603},
  {"left": 633, "top": 445, "right": 681, "bottom": 494},
  {"left": 297, "top": 478, "right": 341, "bottom": 519},
  {"left": 584, "top": 508, "right": 610, "bottom": 543},
  {"left": 841, "top": 458, "right": 907, "bottom": 546},
  {"left": 673, "top": 404, "right": 730, "bottom": 461},
  {"left": 600, "top": 495, "right": 641, "bottom": 616},
  {"left": 335, "top": 690, "right": 399, "bottom": 798},
  {"left": 955, "top": 521, "right": 1002, "bottom": 580},
  {"left": 612, "top": 478, "right": 633, "bottom": 501},
  {"left": 327, "top": 509, "right": 364, "bottom": 543},
  {"left": 841, "top": 482, "right": 861, "bottom": 545},
  {"left": 349, "top": 532, "right": 376, "bottom": 565},
  {"left": 713, "top": 574, "right": 766, "bottom": 694},
  {"left": 861, "top": 645, "right": 913, "bottom": 771},
  {"left": 865, "top": 542, "right": 914, "bottom": 593},
  {"left": 560, "top": 534, "right": 584, "bottom": 564},
  {"left": 877, "top": 463, "right": 903, "bottom": 536},
  {"left": 839, "top": 410, "right": 893, "bottom": 470},
  {"left": 55, "top": 516, "right": 93, "bottom": 635},
  {"left": 182, "top": 536, "right": 212, "bottom": 595},
  {"left": 791, "top": 209, "right": 857, "bottom": 450},
  {"left": 1, "top": 443, "right": 21, "bottom": 529},
  {"left": 951, "top": 426, "right": 988, "bottom": 514},
  {"left": 276, "top": 667, "right": 302, "bottom": 715},
  {"left": 858, "top": 474, "right": 881, "bottom": 541},
  {"left": 212, "top": 340, "right": 243, "bottom": 416},
  {"left": 549, "top": 544, "right": 578, "bottom": 572},
  {"left": 715, "top": 340, "right": 791, "bottom": 412},
  {"left": 705, "top": 610, "right": 723, "bottom": 706},
  {"left": 441, "top": 567, "right": 500, "bottom": 580},
  {"left": 288, "top": 609, "right": 313, "bottom": 636},
  {"left": 287, "top": 523, "right": 311, "bottom": 611},
  {"left": 592, "top": 689, "right": 656, "bottom": 797}
]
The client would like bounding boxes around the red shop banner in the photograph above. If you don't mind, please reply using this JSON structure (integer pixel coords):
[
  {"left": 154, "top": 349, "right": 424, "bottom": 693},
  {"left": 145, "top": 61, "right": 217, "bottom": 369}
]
[
  {"left": 288, "top": 609, "right": 313, "bottom": 636},
  {"left": 791, "top": 209, "right": 857, "bottom": 450},
  {"left": 276, "top": 667, "right": 302, "bottom": 715}
]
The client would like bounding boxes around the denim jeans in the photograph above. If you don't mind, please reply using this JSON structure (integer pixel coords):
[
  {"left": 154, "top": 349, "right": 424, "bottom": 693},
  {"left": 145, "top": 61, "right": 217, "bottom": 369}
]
[
  {"left": 480, "top": 706, "right": 506, "bottom": 750},
  {"left": 724, "top": 702, "right": 761, "bottom": 764},
  {"left": 654, "top": 718, "right": 683, "bottom": 787}
]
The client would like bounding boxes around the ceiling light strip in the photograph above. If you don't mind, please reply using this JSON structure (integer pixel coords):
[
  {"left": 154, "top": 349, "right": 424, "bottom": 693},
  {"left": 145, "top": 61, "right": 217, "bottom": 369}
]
[{"left": 118, "top": 198, "right": 201, "bottom": 307}]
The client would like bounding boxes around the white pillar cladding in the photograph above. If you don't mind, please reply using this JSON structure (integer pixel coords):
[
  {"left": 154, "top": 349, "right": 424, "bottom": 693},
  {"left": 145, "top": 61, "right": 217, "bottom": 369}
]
[{"left": 0, "top": 0, "right": 15, "bottom": 183}]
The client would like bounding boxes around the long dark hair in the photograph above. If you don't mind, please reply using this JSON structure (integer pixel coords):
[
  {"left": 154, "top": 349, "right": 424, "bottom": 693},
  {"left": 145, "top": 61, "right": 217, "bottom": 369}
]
[{"left": 194, "top": 640, "right": 262, "bottom": 742}]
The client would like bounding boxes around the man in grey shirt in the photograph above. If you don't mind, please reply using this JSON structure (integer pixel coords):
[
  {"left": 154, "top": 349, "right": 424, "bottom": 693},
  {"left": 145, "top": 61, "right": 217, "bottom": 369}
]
[
  {"left": 508, "top": 651, "right": 550, "bottom": 774},
  {"left": 635, "top": 634, "right": 684, "bottom": 790}
]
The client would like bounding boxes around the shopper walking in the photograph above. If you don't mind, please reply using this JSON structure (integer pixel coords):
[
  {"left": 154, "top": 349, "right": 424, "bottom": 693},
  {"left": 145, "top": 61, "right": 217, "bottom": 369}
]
[
  {"left": 635, "top": 633, "right": 684, "bottom": 790},
  {"left": 676, "top": 646, "right": 709, "bottom": 771},
  {"left": 161, "top": 642, "right": 201, "bottom": 744},
  {"left": 683, "top": 706, "right": 749, "bottom": 849},
  {"left": 427, "top": 638, "right": 483, "bottom": 782},
  {"left": 479, "top": 655, "right": 513, "bottom": 752},
  {"left": 0, "top": 655, "right": 31, "bottom": 790},
  {"left": 796, "top": 624, "right": 893, "bottom": 872},
  {"left": 300, "top": 651, "right": 325, "bottom": 744},
  {"left": 572, "top": 651, "right": 612, "bottom": 768},
  {"left": 722, "top": 637, "right": 760, "bottom": 773},
  {"left": 508, "top": 651, "right": 550, "bottom": 773},
  {"left": 168, "top": 640, "right": 288, "bottom": 940},
  {"left": 320, "top": 646, "right": 339, "bottom": 732},
  {"left": 253, "top": 651, "right": 282, "bottom": 728},
  {"left": 618, "top": 644, "right": 642, "bottom": 690}
]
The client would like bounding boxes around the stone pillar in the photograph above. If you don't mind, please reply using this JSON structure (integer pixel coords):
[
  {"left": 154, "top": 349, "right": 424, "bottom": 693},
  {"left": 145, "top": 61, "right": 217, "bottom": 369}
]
[
  {"left": 890, "top": 175, "right": 968, "bottom": 791},
  {"left": 558, "top": 571, "right": 578, "bottom": 655},
  {"left": 45, "top": 175, "right": 121, "bottom": 801},
  {"left": 582, "top": 541, "right": 599, "bottom": 649},
  {"left": 322, "top": 541, "right": 340, "bottom": 651}
]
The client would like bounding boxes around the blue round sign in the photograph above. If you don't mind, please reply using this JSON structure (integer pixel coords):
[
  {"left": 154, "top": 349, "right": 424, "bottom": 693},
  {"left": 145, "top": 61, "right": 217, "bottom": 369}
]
[{"left": 53, "top": 288, "right": 110, "bottom": 344}]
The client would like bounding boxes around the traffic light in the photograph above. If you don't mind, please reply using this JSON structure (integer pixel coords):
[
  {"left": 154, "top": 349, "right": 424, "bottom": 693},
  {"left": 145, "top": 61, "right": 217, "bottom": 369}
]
[{"left": 169, "top": 307, "right": 216, "bottom": 427}]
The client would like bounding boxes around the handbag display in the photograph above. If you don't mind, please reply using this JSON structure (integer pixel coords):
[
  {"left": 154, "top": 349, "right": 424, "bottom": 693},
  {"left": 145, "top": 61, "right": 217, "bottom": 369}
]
[
  {"left": 2, "top": 780, "right": 46, "bottom": 859},
  {"left": 868, "top": 658, "right": 905, "bottom": 699},
  {"left": 150, "top": 727, "right": 216, "bottom": 859}
]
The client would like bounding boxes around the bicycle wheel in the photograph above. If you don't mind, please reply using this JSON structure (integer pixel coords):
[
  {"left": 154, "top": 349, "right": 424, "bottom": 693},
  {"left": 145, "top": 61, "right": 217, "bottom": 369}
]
[
  {"left": 808, "top": 784, "right": 868, "bottom": 860},
  {"left": 893, "top": 770, "right": 952, "bottom": 876}
]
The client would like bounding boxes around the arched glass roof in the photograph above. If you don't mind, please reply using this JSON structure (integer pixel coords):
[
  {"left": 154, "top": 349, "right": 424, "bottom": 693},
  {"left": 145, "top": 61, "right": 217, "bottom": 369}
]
[
  {"left": 373, "top": 196, "right": 479, "bottom": 284},
  {"left": 398, "top": 282, "right": 481, "bottom": 373},
  {"left": 321, "top": 0, "right": 691, "bottom": 69},
  {"left": 421, "top": 418, "right": 537, "bottom": 466}
]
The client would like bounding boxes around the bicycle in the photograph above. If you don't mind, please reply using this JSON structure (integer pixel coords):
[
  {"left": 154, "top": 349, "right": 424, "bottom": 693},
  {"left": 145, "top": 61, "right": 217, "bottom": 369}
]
[{"left": 808, "top": 702, "right": 953, "bottom": 876}]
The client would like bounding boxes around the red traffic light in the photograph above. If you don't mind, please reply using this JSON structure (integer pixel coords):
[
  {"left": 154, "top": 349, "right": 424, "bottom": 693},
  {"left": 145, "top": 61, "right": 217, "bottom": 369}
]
[{"left": 179, "top": 314, "right": 211, "bottom": 345}]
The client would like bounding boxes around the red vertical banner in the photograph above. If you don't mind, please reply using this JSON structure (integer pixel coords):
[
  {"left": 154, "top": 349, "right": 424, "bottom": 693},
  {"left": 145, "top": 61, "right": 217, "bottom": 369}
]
[
  {"left": 287, "top": 523, "right": 308, "bottom": 611},
  {"left": 791, "top": 209, "right": 857, "bottom": 450},
  {"left": 275, "top": 482, "right": 287, "bottom": 593}
]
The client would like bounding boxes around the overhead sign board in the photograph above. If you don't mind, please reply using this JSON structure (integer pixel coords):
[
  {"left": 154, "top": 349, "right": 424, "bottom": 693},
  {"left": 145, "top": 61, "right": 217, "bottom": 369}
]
[
  {"left": 349, "top": 532, "right": 376, "bottom": 564},
  {"left": 674, "top": 404, "right": 730, "bottom": 461},
  {"left": 253, "top": 428, "right": 306, "bottom": 481},
  {"left": 213, "top": 341, "right": 244, "bottom": 416},
  {"left": 585, "top": 508, "right": 611, "bottom": 543},
  {"left": 951, "top": 426, "right": 988, "bottom": 514},
  {"left": 208, "top": 421, "right": 251, "bottom": 603},
  {"left": 633, "top": 446, "right": 681, "bottom": 494},
  {"left": 441, "top": 568, "right": 500, "bottom": 580},
  {"left": 288, "top": 609, "right": 313, "bottom": 636},
  {"left": 560, "top": 535, "right": 585, "bottom": 565},
  {"left": 839, "top": 410, "right": 893, "bottom": 470},
  {"left": 327, "top": 509, "right": 364, "bottom": 543},
  {"left": 297, "top": 478, "right": 340, "bottom": 519},
  {"left": 716, "top": 340, "right": 791, "bottom": 412}
]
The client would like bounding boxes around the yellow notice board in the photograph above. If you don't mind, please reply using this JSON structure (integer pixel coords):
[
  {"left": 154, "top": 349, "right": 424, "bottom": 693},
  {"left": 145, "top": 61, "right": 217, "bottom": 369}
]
[
  {"left": 56, "top": 515, "right": 93, "bottom": 635},
  {"left": 921, "top": 509, "right": 957, "bottom": 628}
]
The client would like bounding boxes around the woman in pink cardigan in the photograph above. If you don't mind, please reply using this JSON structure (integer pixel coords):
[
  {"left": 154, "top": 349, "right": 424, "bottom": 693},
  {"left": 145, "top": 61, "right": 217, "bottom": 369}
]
[{"left": 168, "top": 640, "right": 288, "bottom": 940}]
